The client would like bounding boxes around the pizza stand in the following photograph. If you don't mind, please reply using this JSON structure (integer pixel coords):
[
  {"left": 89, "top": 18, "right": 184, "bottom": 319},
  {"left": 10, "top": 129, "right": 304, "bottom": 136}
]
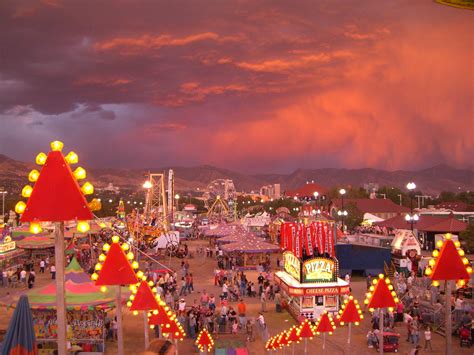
[
  {"left": 390, "top": 229, "right": 421, "bottom": 275},
  {"left": 274, "top": 252, "right": 349, "bottom": 320}
]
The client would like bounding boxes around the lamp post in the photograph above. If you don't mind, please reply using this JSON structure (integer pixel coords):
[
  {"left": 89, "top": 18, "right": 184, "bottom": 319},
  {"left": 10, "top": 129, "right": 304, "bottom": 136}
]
[
  {"left": 339, "top": 188, "right": 347, "bottom": 232},
  {"left": 0, "top": 190, "right": 6, "bottom": 223},
  {"left": 406, "top": 182, "right": 418, "bottom": 231},
  {"left": 173, "top": 194, "right": 180, "bottom": 226}
]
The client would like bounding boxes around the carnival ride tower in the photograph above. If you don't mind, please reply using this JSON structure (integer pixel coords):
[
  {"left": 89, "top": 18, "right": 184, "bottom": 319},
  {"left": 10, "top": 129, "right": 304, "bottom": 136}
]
[{"left": 143, "top": 173, "right": 168, "bottom": 230}]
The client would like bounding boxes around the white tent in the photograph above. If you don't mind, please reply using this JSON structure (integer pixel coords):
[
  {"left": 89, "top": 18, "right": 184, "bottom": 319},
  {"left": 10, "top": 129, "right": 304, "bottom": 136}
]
[{"left": 363, "top": 212, "right": 384, "bottom": 224}]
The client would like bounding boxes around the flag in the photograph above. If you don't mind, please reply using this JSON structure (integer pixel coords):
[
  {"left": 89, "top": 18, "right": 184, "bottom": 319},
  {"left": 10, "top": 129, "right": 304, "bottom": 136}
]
[
  {"left": 295, "top": 224, "right": 302, "bottom": 258},
  {"left": 316, "top": 222, "right": 325, "bottom": 254},
  {"left": 323, "top": 222, "right": 329, "bottom": 254},
  {"left": 327, "top": 222, "right": 335, "bottom": 257},
  {"left": 304, "top": 225, "right": 314, "bottom": 256}
]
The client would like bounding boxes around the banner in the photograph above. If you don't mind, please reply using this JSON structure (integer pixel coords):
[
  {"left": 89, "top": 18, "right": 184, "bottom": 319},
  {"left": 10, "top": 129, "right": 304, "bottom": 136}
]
[
  {"left": 295, "top": 225, "right": 302, "bottom": 258},
  {"left": 304, "top": 225, "right": 313, "bottom": 256},
  {"left": 323, "top": 222, "right": 329, "bottom": 254},
  {"left": 327, "top": 223, "right": 334, "bottom": 257},
  {"left": 317, "top": 222, "right": 325, "bottom": 255},
  {"left": 32, "top": 309, "right": 105, "bottom": 340}
]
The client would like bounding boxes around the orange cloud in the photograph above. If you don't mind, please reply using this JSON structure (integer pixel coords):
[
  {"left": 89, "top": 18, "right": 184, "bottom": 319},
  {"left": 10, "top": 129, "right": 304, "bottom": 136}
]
[{"left": 74, "top": 77, "right": 132, "bottom": 87}]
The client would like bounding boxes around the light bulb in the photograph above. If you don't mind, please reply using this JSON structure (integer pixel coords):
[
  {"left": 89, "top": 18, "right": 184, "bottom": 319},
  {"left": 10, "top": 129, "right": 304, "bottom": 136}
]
[
  {"left": 29, "top": 223, "right": 42, "bottom": 234},
  {"left": 22, "top": 185, "right": 33, "bottom": 198},
  {"left": 15, "top": 201, "right": 26, "bottom": 214},
  {"left": 50, "top": 140, "right": 64, "bottom": 151},
  {"left": 81, "top": 182, "right": 94, "bottom": 195},
  {"left": 28, "top": 169, "right": 40, "bottom": 182},
  {"left": 65, "top": 151, "right": 79, "bottom": 164},
  {"left": 77, "top": 221, "right": 90, "bottom": 233},
  {"left": 73, "top": 167, "right": 86, "bottom": 180},
  {"left": 112, "top": 235, "right": 120, "bottom": 243},
  {"left": 36, "top": 152, "right": 47, "bottom": 165}
]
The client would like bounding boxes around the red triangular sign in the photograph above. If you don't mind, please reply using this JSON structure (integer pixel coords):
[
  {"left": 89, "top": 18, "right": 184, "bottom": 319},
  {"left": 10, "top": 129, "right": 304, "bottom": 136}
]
[
  {"left": 130, "top": 281, "right": 159, "bottom": 311},
  {"left": 298, "top": 319, "right": 315, "bottom": 338},
  {"left": 287, "top": 327, "right": 301, "bottom": 343},
  {"left": 96, "top": 243, "right": 138, "bottom": 285},
  {"left": 196, "top": 329, "right": 213, "bottom": 348},
  {"left": 21, "top": 151, "right": 93, "bottom": 222},
  {"left": 431, "top": 240, "right": 469, "bottom": 281},
  {"left": 368, "top": 278, "right": 397, "bottom": 309},
  {"left": 339, "top": 299, "right": 362, "bottom": 323},
  {"left": 315, "top": 313, "right": 335, "bottom": 333},
  {"left": 148, "top": 304, "right": 172, "bottom": 326}
]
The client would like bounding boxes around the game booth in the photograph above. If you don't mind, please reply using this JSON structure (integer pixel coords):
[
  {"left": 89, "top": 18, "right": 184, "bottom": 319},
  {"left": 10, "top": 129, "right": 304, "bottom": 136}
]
[
  {"left": 274, "top": 221, "right": 350, "bottom": 320},
  {"left": 391, "top": 229, "right": 422, "bottom": 276}
]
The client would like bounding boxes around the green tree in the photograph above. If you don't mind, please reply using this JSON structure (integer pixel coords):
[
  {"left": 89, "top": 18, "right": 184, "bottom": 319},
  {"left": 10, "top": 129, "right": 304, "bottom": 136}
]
[
  {"left": 460, "top": 221, "right": 474, "bottom": 252},
  {"left": 340, "top": 202, "right": 363, "bottom": 232}
]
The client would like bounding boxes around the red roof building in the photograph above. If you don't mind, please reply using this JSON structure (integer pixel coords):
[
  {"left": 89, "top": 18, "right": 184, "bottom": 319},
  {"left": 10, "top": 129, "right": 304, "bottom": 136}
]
[
  {"left": 285, "top": 183, "right": 327, "bottom": 199},
  {"left": 435, "top": 201, "right": 469, "bottom": 212},
  {"left": 331, "top": 198, "right": 409, "bottom": 220}
]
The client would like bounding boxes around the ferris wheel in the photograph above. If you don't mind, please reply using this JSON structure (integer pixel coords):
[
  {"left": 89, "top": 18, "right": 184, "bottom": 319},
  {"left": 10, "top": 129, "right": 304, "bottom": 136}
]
[{"left": 205, "top": 179, "right": 236, "bottom": 200}]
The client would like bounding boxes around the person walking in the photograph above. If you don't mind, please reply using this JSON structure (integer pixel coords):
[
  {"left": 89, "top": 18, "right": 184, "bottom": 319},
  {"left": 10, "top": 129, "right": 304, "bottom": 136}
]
[
  {"left": 27, "top": 270, "right": 35, "bottom": 289},
  {"left": 39, "top": 259, "right": 45, "bottom": 273},
  {"left": 50, "top": 264, "right": 56, "bottom": 280},
  {"left": 237, "top": 299, "right": 247, "bottom": 330},
  {"left": 260, "top": 291, "right": 267, "bottom": 312},
  {"left": 275, "top": 291, "right": 282, "bottom": 313},
  {"left": 424, "top": 326, "right": 432, "bottom": 350},
  {"left": 2, "top": 269, "right": 8, "bottom": 287}
]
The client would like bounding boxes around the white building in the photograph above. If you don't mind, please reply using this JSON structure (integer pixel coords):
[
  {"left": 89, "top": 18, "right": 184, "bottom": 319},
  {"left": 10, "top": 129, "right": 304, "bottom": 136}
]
[{"left": 260, "top": 184, "right": 281, "bottom": 199}]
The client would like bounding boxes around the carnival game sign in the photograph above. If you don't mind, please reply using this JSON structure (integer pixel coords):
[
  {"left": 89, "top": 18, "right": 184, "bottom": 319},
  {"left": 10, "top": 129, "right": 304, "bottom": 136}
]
[
  {"left": 0, "top": 236, "right": 16, "bottom": 254},
  {"left": 283, "top": 251, "right": 301, "bottom": 282},
  {"left": 303, "top": 257, "right": 337, "bottom": 283}
]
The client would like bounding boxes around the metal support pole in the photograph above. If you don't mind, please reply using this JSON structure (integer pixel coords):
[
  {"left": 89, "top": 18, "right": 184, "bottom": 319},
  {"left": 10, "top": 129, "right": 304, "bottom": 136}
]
[
  {"left": 54, "top": 222, "right": 67, "bottom": 355},
  {"left": 323, "top": 332, "right": 326, "bottom": 352},
  {"left": 144, "top": 311, "right": 150, "bottom": 350},
  {"left": 292, "top": 342, "right": 295, "bottom": 355},
  {"left": 446, "top": 280, "right": 452, "bottom": 355},
  {"left": 348, "top": 322, "right": 351, "bottom": 345},
  {"left": 116, "top": 286, "right": 124, "bottom": 355},
  {"left": 304, "top": 338, "right": 307, "bottom": 354},
  {"left": 379, "top": 309, "right": 384, "bottom": 355}
]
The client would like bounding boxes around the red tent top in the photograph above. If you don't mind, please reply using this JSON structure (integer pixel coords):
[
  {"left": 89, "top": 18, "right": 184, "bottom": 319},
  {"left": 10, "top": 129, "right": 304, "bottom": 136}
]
[
  {"left": 367, "top": 277, "right": 397, "bottom": 309},
  {"left": 314, "top": 312, "right": 336, "bottom": 333},
  {"left": 431, "top": 239, "right": 470, "bottom": 281},
  {"left": 338, "top": 298, "right": 362, "bottom": 324},
  {"left": 21, "top": 151, "right": 93, "bottom": 222},
  {"left": 95, "top": 243, "right": 138, "bottom": 286},
  {"left": 130, "top": 281, "right": 159, "bottom": 311},
  {"left": 422, "top": 216, "right": 467, "bottom": 233}
]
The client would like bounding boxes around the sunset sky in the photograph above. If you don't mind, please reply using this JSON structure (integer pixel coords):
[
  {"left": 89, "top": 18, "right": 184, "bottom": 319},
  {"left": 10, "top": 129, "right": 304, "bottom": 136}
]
[{"left": 0, "top": 0, "right": 472, "bottom": 173}]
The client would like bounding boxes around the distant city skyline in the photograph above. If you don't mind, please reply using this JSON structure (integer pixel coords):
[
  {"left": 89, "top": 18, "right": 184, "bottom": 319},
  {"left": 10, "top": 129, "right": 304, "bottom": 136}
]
[{"left": 0, "top": 1, "right": 472, "bottom": 173}]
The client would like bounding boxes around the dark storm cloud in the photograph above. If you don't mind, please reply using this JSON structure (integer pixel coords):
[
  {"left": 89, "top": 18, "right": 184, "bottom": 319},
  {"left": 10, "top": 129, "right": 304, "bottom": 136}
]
[{"left": 0, "top": 0, "right": 472, "bottom": 172}]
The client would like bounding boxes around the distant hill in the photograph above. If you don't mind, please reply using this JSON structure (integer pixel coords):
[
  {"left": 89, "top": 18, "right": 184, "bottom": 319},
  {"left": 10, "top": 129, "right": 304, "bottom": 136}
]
[{"left": 0, "top": 154, "right": 472, "bottom": 195}]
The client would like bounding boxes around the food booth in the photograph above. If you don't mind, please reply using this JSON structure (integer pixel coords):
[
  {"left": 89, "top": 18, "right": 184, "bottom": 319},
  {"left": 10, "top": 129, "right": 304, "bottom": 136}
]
[{"left": 274, "top": 252, "right": 349, "bottom": 320}]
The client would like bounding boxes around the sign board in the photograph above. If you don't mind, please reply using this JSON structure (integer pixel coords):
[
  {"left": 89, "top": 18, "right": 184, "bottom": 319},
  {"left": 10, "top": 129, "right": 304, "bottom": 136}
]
[
  {"left": 0, "top": 241, "right": 16, "bottom": 254},
  {"left": 283, "top": 251, "right": 301, "bottom": 282},
  {"left": 302, "top": 257, "right": 337, "bottom": 283}
]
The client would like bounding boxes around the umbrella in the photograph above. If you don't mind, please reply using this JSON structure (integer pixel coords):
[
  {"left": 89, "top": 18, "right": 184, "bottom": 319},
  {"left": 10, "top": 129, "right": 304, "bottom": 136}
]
[{"left": 1, "top": 295, "right": 37, "bottom": 355}]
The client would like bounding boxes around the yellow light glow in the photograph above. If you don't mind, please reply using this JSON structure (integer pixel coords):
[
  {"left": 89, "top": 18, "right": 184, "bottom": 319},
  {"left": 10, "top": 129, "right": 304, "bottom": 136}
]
[
  {"left": 133, "top": 311, "right": 139, "bottom": 316},
  {"left": 65, "top": 151, "right": 78, "bottom": 164},
  {"left": 122, "top": 243, "right": 130, "bottom": 251},
  {"left": 463, "top": 258, "right": 469, "bottom": 265},
  {"left": 432, "top": 281, "right": 440, "bottom": 287},
  {"left": 77, "top": 221, "right": 90, "bottom": 233},
  {"left": 36, "top": 152, "right": 47, "bottom": 165},
  {"left": 73, "top": 167, "right": 86, "bottom": 180},
  {"left": 126, "top": 301, "right": 132, "bottom": 307},
  {"left": 28, "top": 169, "right": 40, "bottom": 182},
  {"left": 132, "top": 261, "right": 139, "bottom": 269},
  {"left": 425, "top": 268, "right": 432, "bottom": 276},
  {"left": 22, "top": 185, "right": 33, "bottom": 198},
  {"left": 127, "top": 252, "right": 134, "bottom": 260},
  {"left": 98, "top": 254, "right": 106, "bottom": 262},
  {"left": 50, "top": 140, "right": 64, "bottom": 151},
  {"left": 432, "top": 250, "right": 439, "bottom": 257},
  {"left": 94, "top": 263, "right": 102, "bottom": 271},
  {"left": 100, "top": 286, "right": 107, "bottom": 293},
  {"left": 459, "top": 249, "right": 465, "bottom": 256},
  {"left": 91, "top": 273, "right": 98, "bottom": 281},
  {"left": 429, "top": 259, "right": 436, "bottom": 267},
  {"left": 29, "top": 223, "right": 42, "bottom": 234},
  {"left": 445, "top": 233, "right": 452, "bottom": 240},
  {"left": 467, "top": 267, "right": 473, "bottom": 274},
  {"left": 102, "top": 243, "right": 110, "bottom": 252},
  {"left": 455, "top": 241, "right": 461, "bottom": 248},
  {"left": 81, "top": 182, "right": 94, "bottom": 195},
  {"left": 137, "top": 271, "right": 144, "bottom": 278},
  {"left": 436, "top": 240, "right": 443, "bottom": 248},
  {"left": 15, "top": 201, "right": 26, "bottom": 214},
  {"left": 112, "top": 235, "right": 120, "bottom": 243}
]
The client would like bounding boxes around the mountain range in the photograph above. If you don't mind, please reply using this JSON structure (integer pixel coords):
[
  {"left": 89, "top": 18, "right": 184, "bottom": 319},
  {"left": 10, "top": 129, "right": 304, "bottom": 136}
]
[{"left": 0, "top": 154, "right": 472, "bottom": 195}]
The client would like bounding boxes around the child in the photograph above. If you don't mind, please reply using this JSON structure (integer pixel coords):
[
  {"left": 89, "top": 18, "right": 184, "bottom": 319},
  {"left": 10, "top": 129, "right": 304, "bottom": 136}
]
[
  {"left": 232, "top": 320, "right": 239, "bottom": 334},
  {"left": 424, "top": 326, "right": 432, "bottom": 350}
]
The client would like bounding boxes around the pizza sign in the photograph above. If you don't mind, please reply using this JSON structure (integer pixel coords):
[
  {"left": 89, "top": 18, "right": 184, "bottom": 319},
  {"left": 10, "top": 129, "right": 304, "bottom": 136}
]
[
  {"left": 302, "top": 258, "right": 336, "bottom": 283},
  {"left": 283, "top": 251, "right": 301, "bottom": 282}
]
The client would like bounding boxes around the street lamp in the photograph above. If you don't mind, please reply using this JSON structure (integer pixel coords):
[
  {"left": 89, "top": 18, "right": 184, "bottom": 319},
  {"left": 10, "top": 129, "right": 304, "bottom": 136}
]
[
  {"left": 406, "top": 182, "right": 418, "bottom": 231},
  {"left": 0, "top": 190, "right": 7, "bottom": 222},
  {"left": 339, "top": 188, "right": 347, "bottom": 232},
  {"left": 143, "top": 180, "right": 152, "bottom": 189}
]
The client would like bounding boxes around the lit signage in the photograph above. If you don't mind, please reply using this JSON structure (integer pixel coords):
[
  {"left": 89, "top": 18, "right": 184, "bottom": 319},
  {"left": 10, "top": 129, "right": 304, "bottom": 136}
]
[
  {"left": 0, "top": 241, "right": 16, "bottom": 254},
  {"left": 283, "top": 251, "right": 301, "bottom": 282},
  {"left": 302, "top": 257, "right": 337, "bottom": 283}
]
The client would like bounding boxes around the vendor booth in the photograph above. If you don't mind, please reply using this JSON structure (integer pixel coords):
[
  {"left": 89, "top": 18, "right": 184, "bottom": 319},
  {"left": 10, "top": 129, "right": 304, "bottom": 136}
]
[
  {"left": 274, "top": 252, "right": 349, "bottom": 320},
  {"left": 391, "top": 229, "right": 421, "bottom": 275},
  {"left": 276, "top": 221, "right": 350, "bottom": 320},
  {"left": 0, "top": 258, "right": 120, "bottom": 353}
]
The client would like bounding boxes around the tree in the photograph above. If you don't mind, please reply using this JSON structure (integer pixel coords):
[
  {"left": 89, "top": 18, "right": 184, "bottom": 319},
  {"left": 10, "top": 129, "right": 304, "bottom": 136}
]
[
  {"left": 343, "top": 202, "right": 363, "bottom": 232},
  {"left": 460, "top": 221, "right": 474, "bottom": 253}
]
